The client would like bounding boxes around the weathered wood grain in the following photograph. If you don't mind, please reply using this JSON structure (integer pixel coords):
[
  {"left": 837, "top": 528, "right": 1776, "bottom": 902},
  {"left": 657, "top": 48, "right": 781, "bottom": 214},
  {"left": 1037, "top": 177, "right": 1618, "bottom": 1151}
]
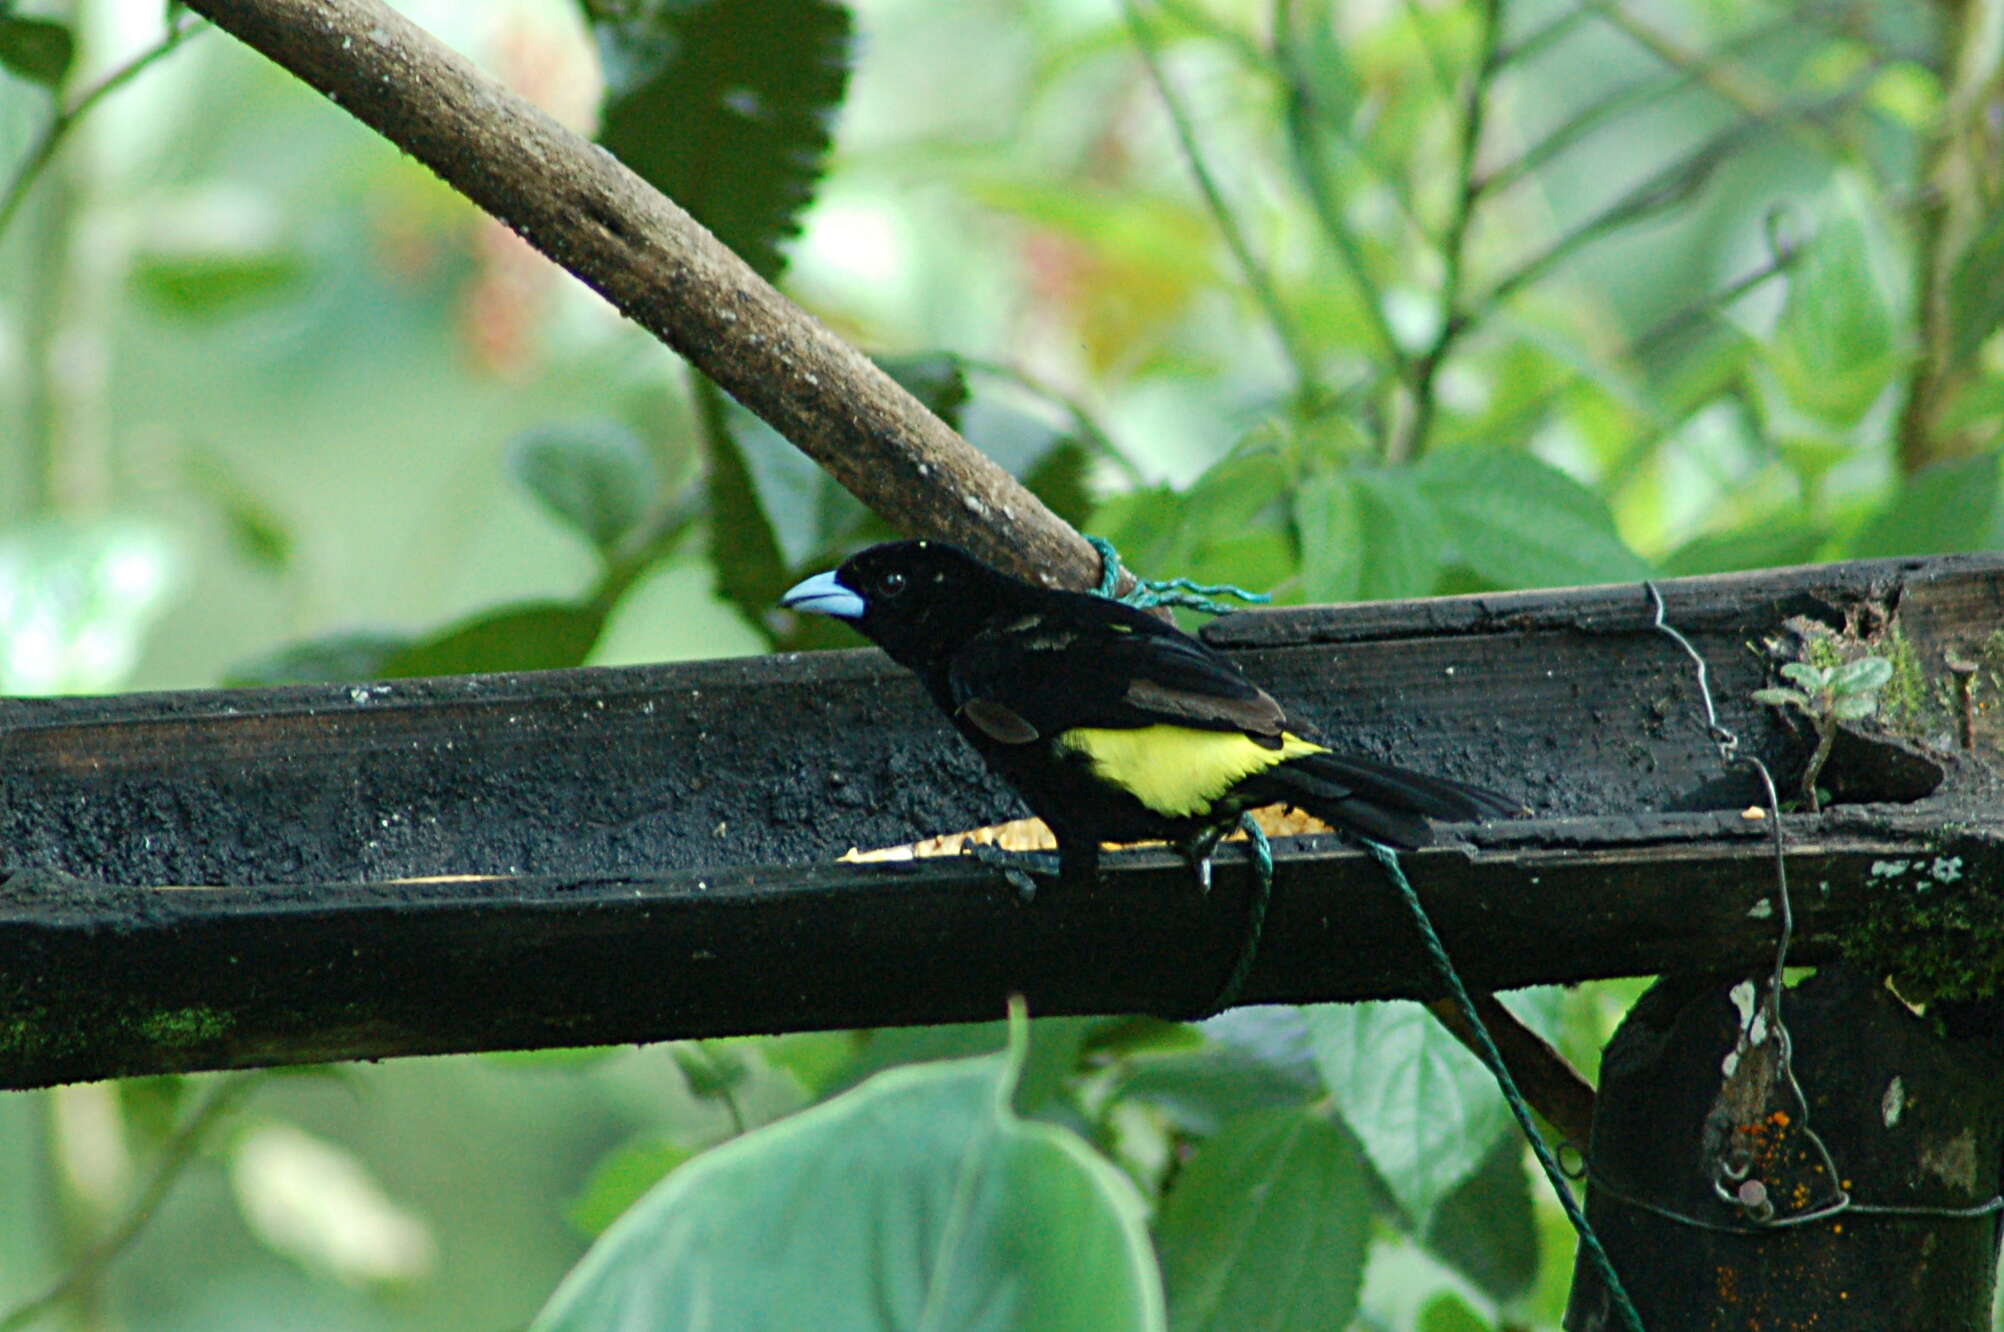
[{"left": 3, "top": 554, "right": 2000, "bottom": 1087}]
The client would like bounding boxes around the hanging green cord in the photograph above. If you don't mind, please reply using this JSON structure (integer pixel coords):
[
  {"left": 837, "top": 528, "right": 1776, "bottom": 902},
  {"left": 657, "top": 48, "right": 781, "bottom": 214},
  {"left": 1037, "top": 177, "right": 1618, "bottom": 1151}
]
[
  {"left": 1088, "top": 535, "right": 1272, "bottom": 615},
  {"left": 1209, "top": 814, "right": 1274, "bottom": 1010},
  {"left": 1364, "top": 841, "right": 1647, "bottom": 1332}
]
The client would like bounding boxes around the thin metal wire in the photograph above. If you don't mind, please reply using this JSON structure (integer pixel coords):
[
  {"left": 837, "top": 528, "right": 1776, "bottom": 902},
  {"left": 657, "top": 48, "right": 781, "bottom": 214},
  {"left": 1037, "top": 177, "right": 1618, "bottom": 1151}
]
[{"left": 1629, "top": 581, "right": 2003, "bottom": 1230}]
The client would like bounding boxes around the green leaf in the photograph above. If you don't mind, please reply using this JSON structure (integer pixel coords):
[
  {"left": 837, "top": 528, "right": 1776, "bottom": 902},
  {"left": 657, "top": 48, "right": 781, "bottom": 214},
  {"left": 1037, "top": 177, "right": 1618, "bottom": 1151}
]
[
  {"left": 533, "top": 1050, "right": 1165, "bottom": 1332},
  {"left": 1766, "top": 183, "right": 1902, "bottom": 427},
  {"left": 826, "top": 1018, "right": 1092, "bottom": 1116},
  {"left": 131, "top": 248, "right": 306, "bottom": 318},
  {"left": 1349, "top": 467, "right": 1443, "bottom": 598},
  {"left": 1415, "top": 451, "right": 1650, "bottom": 590},
  {"left": 1118, "top": 1007, "right": 1324, "bottom": 1136},
  {"left": 567, "top": 1134, "right": 693, "bottom": 1236},
  {"left": 1659, "top": 519, "right": 1827, "bottom": 577},
  {"left": 671, "top": 1042, "right": 750, "bottom": 1099},
  {"left": 1779, "top": 662, "right": 1829, "bottom": 691},
  {"left": 1421, "top": 1133, "right": 1538, "bottom": 1304},
  {"left": 1750, "top": 687, "right": 1808, "bottom": 710},
  {"left": 381, "top": 601, "right": 606, "bottom": 678},
  {"left": 1947, "top": 209, "right": 2004, "bottom": 370},
  {"left": 1304, "top": 1001, "right": 1511, "bottom": 1223},
  {"left": 1156, "top": 1108, "right": 1369, "bottom": 1332},
  {"left": 702, "top": 393, "right": 795, "bottom": 634},
  {"left": 1832, "top": 693, "right": 1879, "bottom": 721},
  {"left": 1185, "top": 454, "right": 1290, "bottom": 547},
  {"left": 1831, "top": 656, "right": 1892, "bottom": 695},
  {"left": 1293, "top": 470, "right": 1362, "bottom": 602},
  {"left": 0, "top": 16, "right": 74, "bottom": 88},
  {"left": 1293, "top": 466, "right": 1441, "bottom": 602},
  {"left": 589, "top": 0, "right": 851, "bottom": 281},
  {"left": 1417, "top": 1292, "right": 1491, "bottom": 1332},
  {"left": 1022, "top": 439, "right": 1097, "bottom": 530},
  {"left": 224, "top": 631, "right": 412, "bottom": 687},
  {"left": 508, "top": 421, "right": 659, "bottom": 552},
  {"left": 1848, "top": 452, "right": 2002, "bottom": 558},
  {"left": 875, "top": 353, "right": 970, "bottom": 429}
]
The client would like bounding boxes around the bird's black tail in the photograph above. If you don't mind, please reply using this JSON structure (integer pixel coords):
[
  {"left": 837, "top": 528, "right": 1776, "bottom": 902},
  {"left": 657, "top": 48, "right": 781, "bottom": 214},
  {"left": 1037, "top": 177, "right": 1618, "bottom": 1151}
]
[{"left": 1242, "top": 750, "right": 1522, "bottom": 850}]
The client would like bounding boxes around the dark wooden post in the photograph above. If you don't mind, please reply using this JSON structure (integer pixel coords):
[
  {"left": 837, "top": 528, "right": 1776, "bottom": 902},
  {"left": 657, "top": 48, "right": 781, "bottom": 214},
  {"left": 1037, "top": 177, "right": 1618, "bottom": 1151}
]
[{"left": 1568, "top": 964, "right": 2004, "bottom": 1329}]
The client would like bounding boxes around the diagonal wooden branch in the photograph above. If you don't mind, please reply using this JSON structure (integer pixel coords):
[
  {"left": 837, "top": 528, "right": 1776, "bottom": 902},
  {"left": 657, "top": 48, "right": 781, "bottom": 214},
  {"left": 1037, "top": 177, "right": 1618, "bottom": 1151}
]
[{"left": 175, "top": 0, "right": 1096, "bottom": 589}]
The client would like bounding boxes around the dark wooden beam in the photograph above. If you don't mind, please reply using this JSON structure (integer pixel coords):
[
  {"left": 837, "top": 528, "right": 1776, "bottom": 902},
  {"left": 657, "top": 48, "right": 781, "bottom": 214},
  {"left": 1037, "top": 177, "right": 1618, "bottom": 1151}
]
[{"left": 4, "top": 554, "right": 2001, "bottom": 1088}]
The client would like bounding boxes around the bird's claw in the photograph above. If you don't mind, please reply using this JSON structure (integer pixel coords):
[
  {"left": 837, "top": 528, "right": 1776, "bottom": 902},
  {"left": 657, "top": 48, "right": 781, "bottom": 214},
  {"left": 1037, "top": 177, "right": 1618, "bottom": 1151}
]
[{"left": 961, "top": 842, "right": 1061, "bottom": 904}]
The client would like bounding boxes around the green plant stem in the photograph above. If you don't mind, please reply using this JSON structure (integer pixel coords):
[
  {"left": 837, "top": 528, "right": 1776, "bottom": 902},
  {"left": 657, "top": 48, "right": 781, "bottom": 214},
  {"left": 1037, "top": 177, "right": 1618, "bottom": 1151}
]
[
  {"left": 1461, "top": 245, "right": 1795, "bottom": 460},
  {"left": 1895, "top": 0, "right": 2004, "bottom": 473},
  {"left": 1493, "top": 6, "right": 1592, "bottom": 68},
  {"left": 1272, "top": 0, "right": 1410, "bottom": 417},
  {"left": 1802, "top": 717, "right": 1835, "bottom": 812},
  {"left": 1483, "top": 76, "right": 1871, "bottom": 315},
  {"left": 1397, "top": 0, "right": 1459, "bottom": 101},
  {"left": 0, "top": 17, "right": 207, "bottom": 241},
  {"left": 958, "top": 357, "right": 1149, "bottom": 486},
  {"left": 1123, "top": 0, "right": 1321, "bottom": 411},
  {"left": 1581, "top": 0, "right": 1780, "bottom": 120},
  {"left": 0, "top": 1074, "right": 259, "bottom": 1332},
  {"left": 1479, "top": 12, "right": 1803, "bottom": 201},
  {"left": 1397, "top": 0, "right": 1502, "bottom": 464},
  {"left": 590, "top": 486, "right": 702, "bottom": 614}
]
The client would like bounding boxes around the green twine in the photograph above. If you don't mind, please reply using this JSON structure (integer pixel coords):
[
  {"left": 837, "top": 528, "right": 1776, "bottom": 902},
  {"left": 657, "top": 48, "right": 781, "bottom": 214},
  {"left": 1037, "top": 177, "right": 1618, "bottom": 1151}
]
[
  {"left": 1088, "top": 535, "right": 1271, "bottom": 616},
  {"left": 1084, "top": 532, "right": 1641, "bottom": 1323},
  {"left": 1209, "top": 814, "right": 1274, "bottom": 1012},
  {"left": 1364, "top": 841, "right": 1647, "bottom": 1332}
]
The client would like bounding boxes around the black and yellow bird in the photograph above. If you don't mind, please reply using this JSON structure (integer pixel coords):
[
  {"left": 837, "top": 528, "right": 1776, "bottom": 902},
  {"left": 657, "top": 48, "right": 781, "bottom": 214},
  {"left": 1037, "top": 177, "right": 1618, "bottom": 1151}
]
[{"left": 782, "top": 541, "right": 1517, "bottom": 920}]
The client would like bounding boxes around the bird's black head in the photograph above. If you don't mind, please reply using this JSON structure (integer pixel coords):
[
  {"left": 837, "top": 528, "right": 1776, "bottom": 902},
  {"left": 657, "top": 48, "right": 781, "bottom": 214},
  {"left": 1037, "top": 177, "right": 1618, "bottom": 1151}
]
[{"left": 781, "top": 540, "right": 1026, "bottom": 673}]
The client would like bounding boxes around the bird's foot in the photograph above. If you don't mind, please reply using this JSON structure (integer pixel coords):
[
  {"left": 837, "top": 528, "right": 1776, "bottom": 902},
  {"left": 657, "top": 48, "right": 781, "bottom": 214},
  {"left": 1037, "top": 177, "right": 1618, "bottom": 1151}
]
[{"left": 961, "top": 842, "right": 1062, "bottom": 903}]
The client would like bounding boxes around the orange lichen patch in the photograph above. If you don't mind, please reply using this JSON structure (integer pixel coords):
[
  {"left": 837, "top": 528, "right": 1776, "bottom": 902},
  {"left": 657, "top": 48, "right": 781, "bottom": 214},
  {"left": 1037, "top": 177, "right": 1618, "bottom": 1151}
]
[{"left": 837, "top": 803, "right": 1336, "bottom": 863}]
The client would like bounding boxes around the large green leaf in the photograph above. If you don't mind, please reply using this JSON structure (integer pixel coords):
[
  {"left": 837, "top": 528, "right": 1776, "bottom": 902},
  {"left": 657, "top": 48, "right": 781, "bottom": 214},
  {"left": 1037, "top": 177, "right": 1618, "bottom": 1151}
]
[
  {"left": 225, "top": 630, "right": 412, "bottom": 687},
  {"left": 0, "top": 15, "right": 74, "bottom": 88},
  {"left": 1660, "top": 519, "right": 1828, "bottom": 576},
  {"left": 1415, "top": 451, "right": 1650, "bottom": 590},
  {"left": 1948, "top": 210, "right": 2004, "bottom": 370},
  {"left": 824, "top": 1017, "right": 1093, "bottom": 1115},
  {"left": 589, "top": 0, "right": 851, "bottom": 281},
  {"left": 1420, "top": 1132, "right": 1539, "bottom": 1305},
  {"left": 702, "top": 395, "right": 796, "bottom": 635},
  {"left": 1766, "top": 182, "right": 1903, "bottom": 427},
  {"left": 508, "top": 420, "right": 659, "bottom": 553},
  {"left": 381, "top": 601, "right": 606, "bottom": 677},
  {"left": 131, "top": 247, "right": 306, "bottom": 318},
  {"left": 1155, "top": 1108, "right": 1370, "bottom": 1332},
  {"left": 1848, "top": 451, "right": 2002, "bottom": 558},
  {"left": 1118, "top": 1007, "right": 1325, "bottom": 1136},
  {"left": 532, "top": 1048, "right": 1165, "bottom": 1332},
  {"left": 1304, "top": 1000, "right": 1512, "bottom": 1224},
  {"left": 1293, "top": 465, "right": 1443, "bottom": 602}
]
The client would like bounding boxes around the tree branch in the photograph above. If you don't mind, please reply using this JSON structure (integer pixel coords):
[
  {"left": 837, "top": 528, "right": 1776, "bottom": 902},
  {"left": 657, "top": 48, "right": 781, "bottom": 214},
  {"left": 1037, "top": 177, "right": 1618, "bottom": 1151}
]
[{"left": 176, "top": 0, "right": 1098, "bottom": 588}]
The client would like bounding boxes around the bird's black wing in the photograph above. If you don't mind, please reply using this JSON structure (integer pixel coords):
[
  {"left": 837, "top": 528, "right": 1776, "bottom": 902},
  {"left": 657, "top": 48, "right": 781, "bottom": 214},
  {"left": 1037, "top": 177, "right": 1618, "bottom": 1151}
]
[{"left": 945, "top": 592, "right": 1286, "bottom": 745}]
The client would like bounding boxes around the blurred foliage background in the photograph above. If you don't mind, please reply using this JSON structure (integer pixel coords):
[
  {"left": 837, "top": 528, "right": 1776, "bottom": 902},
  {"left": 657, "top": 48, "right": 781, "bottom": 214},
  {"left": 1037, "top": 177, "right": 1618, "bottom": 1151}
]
[{"left": 1, "top": 0, "right": 2001, "bottom": 1326}]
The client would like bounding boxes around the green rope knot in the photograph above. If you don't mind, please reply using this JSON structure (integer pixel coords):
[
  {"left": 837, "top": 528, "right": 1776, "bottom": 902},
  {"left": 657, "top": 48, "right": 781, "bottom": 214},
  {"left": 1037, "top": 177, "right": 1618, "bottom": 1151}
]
[{"left": 1088, "top": 535, "right": 1271, "bottom": 616}]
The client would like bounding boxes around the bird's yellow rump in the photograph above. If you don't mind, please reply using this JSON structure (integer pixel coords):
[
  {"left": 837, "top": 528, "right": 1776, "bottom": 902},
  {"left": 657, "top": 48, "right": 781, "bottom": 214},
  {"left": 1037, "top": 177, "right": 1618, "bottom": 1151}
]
[{"left": 1056, "top": 725, "right": 1328, "bottom": 818}]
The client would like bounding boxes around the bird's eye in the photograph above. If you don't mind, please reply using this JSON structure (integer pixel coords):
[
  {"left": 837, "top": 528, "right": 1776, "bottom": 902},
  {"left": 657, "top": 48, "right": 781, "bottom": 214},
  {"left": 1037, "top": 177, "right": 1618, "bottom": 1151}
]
[{"left": 878, "top": 571, "right": 907, "bottom": 596}]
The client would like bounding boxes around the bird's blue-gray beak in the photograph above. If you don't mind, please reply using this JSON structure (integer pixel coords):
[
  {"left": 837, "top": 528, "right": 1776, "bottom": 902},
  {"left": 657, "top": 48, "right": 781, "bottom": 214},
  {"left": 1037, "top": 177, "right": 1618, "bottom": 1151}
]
[{"left": 781, "top": 569, "right": 866, "bottom": 620}]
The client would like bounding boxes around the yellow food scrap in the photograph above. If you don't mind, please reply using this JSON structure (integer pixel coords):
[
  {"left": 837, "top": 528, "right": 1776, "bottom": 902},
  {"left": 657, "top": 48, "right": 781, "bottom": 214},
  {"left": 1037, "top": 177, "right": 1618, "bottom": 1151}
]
[{"left": 837, "top": 804, "right": 1334, "bottom": 863}]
